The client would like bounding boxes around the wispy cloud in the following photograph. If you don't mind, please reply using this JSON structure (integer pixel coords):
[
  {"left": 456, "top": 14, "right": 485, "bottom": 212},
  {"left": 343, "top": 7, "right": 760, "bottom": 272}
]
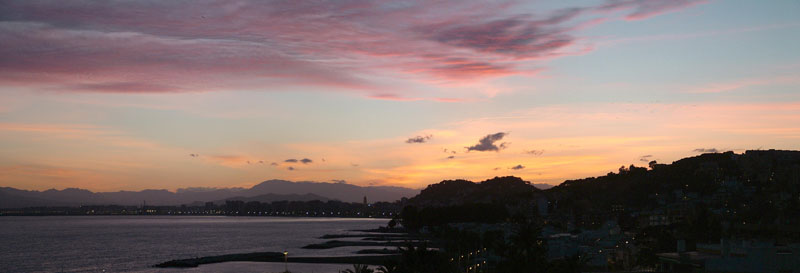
[
  {"left": 65, "top": 82, "right": 185, "bottom": 94},
  {"left": 684, "top": 75, "right": 800, "bottom": 94},
  {"left": 367, "top": 94, "right": 464, "bottom": 102},
  {"left": 0, "top": 122, "right": 159, "bottom": 149},
  {"left": 0, "top": 164, "right": 83, "bottom": 179},
  {"left": 0, "top": 0, "right": 705, "bottom": 95},
  {"left": 600, "top": 22, "right": 800, "bottom": 47},
  {"left": 510, "top": 164, "right": 525, "bottom": 170},
  {"left": 524, "top": 149, "right": 544, "bottom": 156},
  {"left": 598, "top": 0, "right": 707, "bottom": 21},
  {"left": 205, "top": 155, "right": 251, "bottom": 167}
]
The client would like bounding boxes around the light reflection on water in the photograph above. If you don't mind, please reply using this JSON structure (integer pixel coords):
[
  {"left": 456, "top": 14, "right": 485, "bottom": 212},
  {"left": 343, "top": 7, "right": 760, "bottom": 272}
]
[{"left": 0, "top": 216, "right": 387, "bottom": 272}]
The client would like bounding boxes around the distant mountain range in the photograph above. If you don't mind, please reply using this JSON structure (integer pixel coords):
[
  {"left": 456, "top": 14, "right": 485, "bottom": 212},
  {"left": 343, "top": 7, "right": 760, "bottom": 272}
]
[
  {"left": 219, "top": 193, "right": 331, "bottom": 204},
  {"left": 0, "top": 179, "right": 420, "bottom": 208},
  {"left": 531, "top": 183, "right": 554, "bottom": 190}
]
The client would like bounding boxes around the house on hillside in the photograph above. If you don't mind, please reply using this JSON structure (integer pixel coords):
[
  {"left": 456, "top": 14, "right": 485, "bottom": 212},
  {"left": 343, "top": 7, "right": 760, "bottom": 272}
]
[{"left": 657, "top": 239, "right": 800, "bottom": 272}]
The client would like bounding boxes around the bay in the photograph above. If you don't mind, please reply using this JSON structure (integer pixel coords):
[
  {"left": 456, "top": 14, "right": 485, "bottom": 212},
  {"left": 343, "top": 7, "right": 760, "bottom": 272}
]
[{"left": 0, "top": 216, "right": 388, "bottom": 272}]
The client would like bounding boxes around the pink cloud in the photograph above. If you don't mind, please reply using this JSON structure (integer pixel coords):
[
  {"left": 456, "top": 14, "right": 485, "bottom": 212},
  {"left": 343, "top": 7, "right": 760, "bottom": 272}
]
[
  {"left": 0, "top": 122, "right": 160, "bottom": 148},
  {"left": 599, "top": 22, "right": 800, "bottom": 48},
  {"left": 413, "top": 8, "right": 581, "bottom": 58},
  {"left": 66, "top": 82, "right": 185, "bottom": 94},
  {"left": 367, "top": 94, "right": 423, "bottom": 102},
  {"left": 597, "top": 0, "right": 707, "bottom": 21},
  {"left": 0, "top": 122, "right": 102, "bottom": 134},
  {"left": 432, "top": 97, "right": 466, "bottom": 103},
  {"left": 425, "top": 61, "right": 519, "bottom": 79},
  {"left": 205, "top": 155, "right": 249, "bottom": 165},
  {"left": 684, "top": 75, "right": 800, "bottom": 93},
  {"left": 0, "top": 0, "right": 705, "bottom": 95},
  {"left": 0, "top": 164, "right": 84, "bottom": 179},
  {"left": 367, "top": 94, "right": 465, "bottom": 103},
  {"left": 0, "top": 22, "right": 369, "bottom": 93}
]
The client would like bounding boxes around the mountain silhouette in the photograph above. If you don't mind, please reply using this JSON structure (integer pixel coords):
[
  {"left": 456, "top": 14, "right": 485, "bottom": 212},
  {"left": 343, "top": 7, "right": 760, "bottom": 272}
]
[
  {"left": 247, "top": 179, "right": 416, "bottom": 203},
  {"left": 0, "top": 179, "right": 419, "bottom": 208},
  {"left": 221, "top": 193, "right": 331, "bottom": 204},
  {"left": 407, "top": 176, "right": 542, "bottom": 207}
]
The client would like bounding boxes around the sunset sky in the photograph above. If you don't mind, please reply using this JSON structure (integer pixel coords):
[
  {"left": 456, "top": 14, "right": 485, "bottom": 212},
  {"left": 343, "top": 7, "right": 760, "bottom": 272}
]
[{"left": 1, "top": 0, "right": 799, "bottom": 191}]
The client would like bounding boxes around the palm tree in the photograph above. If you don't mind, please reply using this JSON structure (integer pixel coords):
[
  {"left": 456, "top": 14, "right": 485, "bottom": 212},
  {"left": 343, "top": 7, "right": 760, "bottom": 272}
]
[
  {"left": 497, "top": 221, "right": 548, "bottom": 273},
  {"left": 394, "top": 244, "right": 458, "bottom": 273},
  {"left": 375, "top": 265, "right": 398, "bottom": 273},
  {"left": 341, "top": 264, "right": 374, "bottom": 273},
  {"left": 375, "top": 259, "right": 399, "bottom": 273}
]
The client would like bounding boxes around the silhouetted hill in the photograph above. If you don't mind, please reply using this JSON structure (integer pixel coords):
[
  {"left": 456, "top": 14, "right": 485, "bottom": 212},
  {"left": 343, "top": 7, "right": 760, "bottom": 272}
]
[
  {"left": 547, "top": 149, "right": 800, "bottom": 218},
  {"left": 405, "top": 150, "right": 800, "bottom": 211},
  {"left": 398, "top": 149, "right": 800, "bottom": 234},
  {"left": 0, "top": 180, "right": 419, "bottom": 208},
  {"left": 408, "top": 176, "right": 541, "bottom": 207},
  {"left": 0, "top": 188, "right": 73, "bottom": 208}
]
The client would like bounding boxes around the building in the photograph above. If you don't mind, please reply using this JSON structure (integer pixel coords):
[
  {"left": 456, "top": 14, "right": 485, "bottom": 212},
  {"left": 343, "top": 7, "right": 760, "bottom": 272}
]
[{"left": 658, "top": 239, "right": 800, "bottom": 272}]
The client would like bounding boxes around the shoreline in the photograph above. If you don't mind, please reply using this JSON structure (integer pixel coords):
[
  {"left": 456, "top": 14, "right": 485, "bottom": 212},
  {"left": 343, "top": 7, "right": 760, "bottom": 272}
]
[
  {"left": 155, "top": 226, "right": 419, "bottom": 269},
  {"left": 0, "top": 213, "right": 395, "bottom": 218},
  {"left": 154, "top": 252, "right": 399, "bottom": 268}
]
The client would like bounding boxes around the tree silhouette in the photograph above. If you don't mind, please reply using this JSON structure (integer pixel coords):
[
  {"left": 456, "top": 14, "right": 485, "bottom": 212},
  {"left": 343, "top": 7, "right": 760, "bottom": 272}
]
[
  {"left": 497, "top": 221, "right": 547, "bottom": 273},
  {"left": 340, "top": 264, "right": 373, "bottom": 273}
]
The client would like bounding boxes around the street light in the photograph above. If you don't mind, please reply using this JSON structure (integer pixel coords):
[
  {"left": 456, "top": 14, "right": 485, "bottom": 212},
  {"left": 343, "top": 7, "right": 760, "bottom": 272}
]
[{"left": 283, "top": 251, "right": 288, "bottom": 272}]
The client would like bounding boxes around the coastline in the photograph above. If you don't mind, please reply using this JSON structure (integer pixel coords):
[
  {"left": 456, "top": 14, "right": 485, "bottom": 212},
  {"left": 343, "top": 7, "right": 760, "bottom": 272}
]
[
  {"left": 0, "top": 216, "right": 396, "bottom": 272},
  {"left": 154, "top": 252, "right": 398, "bottom": 268},
  {"left": 154, "top": 226, "right": 420, "bottom": 269}
]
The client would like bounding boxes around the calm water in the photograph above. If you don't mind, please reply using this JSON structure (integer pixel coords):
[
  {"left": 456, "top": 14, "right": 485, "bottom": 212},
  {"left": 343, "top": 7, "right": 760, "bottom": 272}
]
[{"left": 0, "top": 216, "right": 388, "bottom": 273}]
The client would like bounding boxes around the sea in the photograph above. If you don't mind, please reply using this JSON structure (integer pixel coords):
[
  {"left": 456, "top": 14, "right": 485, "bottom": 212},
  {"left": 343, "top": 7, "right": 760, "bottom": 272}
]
[{"left": 0, "top": 216, "right": 390, "bottom": 273}]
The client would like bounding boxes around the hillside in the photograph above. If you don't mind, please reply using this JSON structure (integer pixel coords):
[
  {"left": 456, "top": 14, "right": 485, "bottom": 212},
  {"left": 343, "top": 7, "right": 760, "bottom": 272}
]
[
  {"left": 547, "top": 150, "right": 800, "bottom": 215},
  {"left": 408, "top": 176, "right": 541, "bottom": 207},
  {"left": 402, "top": 150, "right": 800, "bottom": 229}
]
